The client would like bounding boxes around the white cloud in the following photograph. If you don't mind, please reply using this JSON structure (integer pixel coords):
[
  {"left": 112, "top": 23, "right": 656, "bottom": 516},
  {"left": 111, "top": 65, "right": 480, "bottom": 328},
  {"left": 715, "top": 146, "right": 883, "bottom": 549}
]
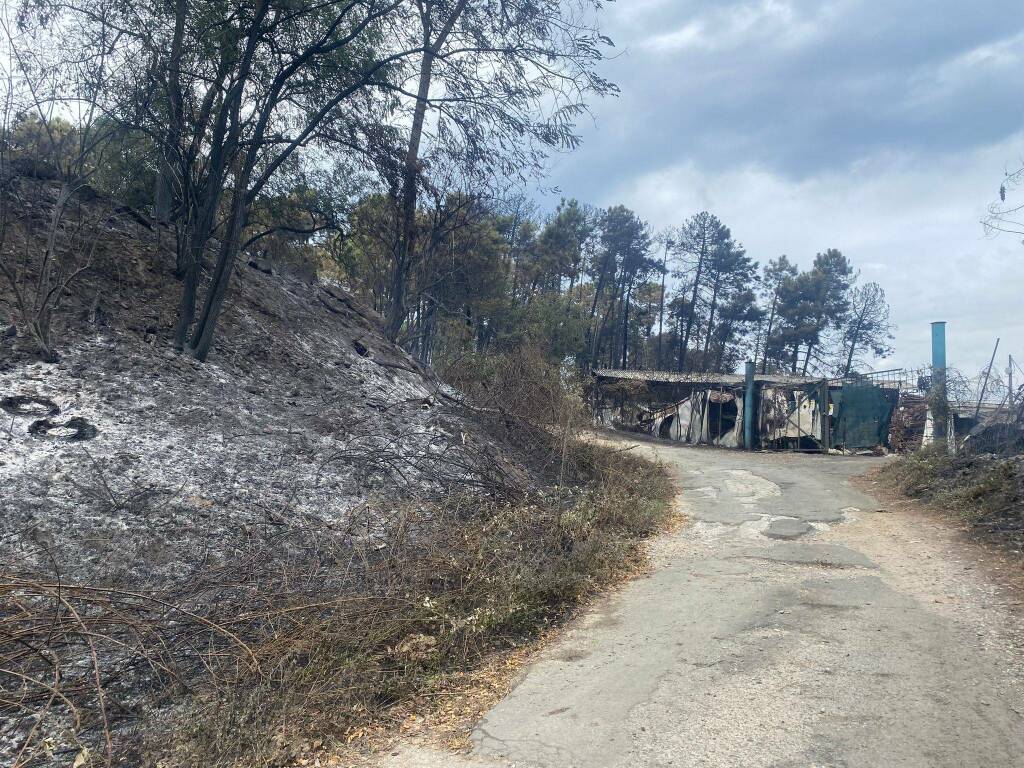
[
  {"left": 909, "top": 31, "right": 1024, "bottom": 105},
  {"left": 640, "top": 0, "right": 833, "bottom": 54},
  {"left": 951, "top": 32, "right": 1024, "bottom": 70},
  {"left": 644, "top": 21, "right": 704, "bottom": 53}
]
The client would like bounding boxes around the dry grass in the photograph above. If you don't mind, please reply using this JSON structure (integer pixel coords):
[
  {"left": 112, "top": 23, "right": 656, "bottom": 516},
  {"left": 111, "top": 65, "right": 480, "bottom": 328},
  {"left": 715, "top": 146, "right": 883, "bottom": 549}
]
[
  {"left": 880, "top": 447, "right": 1024, "bottom": 554},
  {"left": 147, "top": 443, "right": 670, "bottom": 768}
]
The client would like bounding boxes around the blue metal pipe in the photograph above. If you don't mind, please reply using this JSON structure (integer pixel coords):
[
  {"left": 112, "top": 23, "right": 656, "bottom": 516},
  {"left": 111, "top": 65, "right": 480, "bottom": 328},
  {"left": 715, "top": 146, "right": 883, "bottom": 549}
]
[
  {"left": 930, "top": 321, "right": 950, "bottom": 449},
  {"left": 743, "top": 360, "right": 755, "bottom": 450},
  {"left": 931, "top": 321, "right": 946, "bottom": 373}
]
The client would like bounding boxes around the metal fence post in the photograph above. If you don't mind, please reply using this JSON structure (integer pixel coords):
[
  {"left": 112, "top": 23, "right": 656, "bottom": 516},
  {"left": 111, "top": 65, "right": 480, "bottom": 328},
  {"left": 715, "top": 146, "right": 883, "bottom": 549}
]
[
  {"left": 819, "top": 379, "right": 830, "bottom": 452},
  {"left": 744, "top": 361, "right": 755, "bottom": 450}
]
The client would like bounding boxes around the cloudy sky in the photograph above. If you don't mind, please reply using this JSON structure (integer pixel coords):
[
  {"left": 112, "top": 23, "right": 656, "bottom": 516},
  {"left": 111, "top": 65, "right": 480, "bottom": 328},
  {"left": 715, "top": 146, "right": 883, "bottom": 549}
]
[{"left": 542, "top": 0, "right": 1024, "bottom": 376}]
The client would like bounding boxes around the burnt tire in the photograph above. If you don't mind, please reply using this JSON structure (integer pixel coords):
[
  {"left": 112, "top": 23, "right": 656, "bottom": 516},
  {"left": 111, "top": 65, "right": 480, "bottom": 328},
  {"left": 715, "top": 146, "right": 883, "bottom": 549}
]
[
  {"left": 1, "top": 395, "right": 60, "bottom": 417},
  {"left": 28, "top": 416, "right": 98, "bottom": 441}
]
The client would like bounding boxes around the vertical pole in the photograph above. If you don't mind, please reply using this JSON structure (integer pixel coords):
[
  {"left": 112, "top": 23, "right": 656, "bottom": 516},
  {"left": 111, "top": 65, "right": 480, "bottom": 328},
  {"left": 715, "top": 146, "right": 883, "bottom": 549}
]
[
  {"left": 930, "top": 321, "right": 949, "bottom": 449},
  {"left": 1009, "top": 355, "right": 1015, "bottom": 409},
  {"left": 975, "top": 338, "right": 1000, "bottom": 420},
  {"left": 819, "top": 379, "right": 830, "bottom": 453},
  {"left": 931, "top": 321, "right": 947, "bottom": 372},
  {"left": 744, "top": 360, "right": 755, "bottom": 450},
  {"left": 759, "top": 386, "right": 766, "bottom": 448},
  {"left": 795, "top": 387, "right": 801, "bottom": 452},
  {"left": 657, "top": 238, "right": 672, "bottom": 371},
  {"left": 718, "top": 385, "right": 723, "bottom": 446}
]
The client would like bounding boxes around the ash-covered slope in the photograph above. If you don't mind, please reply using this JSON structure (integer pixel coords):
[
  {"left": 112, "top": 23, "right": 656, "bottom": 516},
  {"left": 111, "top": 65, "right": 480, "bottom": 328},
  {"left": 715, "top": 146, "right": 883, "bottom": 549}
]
[{"left": 0, "top": 179, "right": 522, "bottom": 588}]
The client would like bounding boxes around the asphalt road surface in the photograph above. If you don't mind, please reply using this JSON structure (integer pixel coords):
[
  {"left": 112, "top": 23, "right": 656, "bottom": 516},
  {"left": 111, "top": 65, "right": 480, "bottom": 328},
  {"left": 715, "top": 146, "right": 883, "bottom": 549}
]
[{"left": 382, "top": 440, "right": 1024, "bottom": 768}]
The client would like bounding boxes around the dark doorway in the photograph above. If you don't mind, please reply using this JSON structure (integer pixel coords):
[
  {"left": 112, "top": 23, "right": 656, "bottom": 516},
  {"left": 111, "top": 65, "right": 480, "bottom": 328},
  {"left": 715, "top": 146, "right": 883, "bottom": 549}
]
[{"left": 707, "top": 396, "right": 738, "bottom": 441}]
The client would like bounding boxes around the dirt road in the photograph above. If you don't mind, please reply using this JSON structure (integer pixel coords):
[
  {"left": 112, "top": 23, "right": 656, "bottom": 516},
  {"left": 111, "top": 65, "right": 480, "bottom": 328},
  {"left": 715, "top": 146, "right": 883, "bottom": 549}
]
[{"left": 383, "top": 441, "right": 1024, "bottom": 768}]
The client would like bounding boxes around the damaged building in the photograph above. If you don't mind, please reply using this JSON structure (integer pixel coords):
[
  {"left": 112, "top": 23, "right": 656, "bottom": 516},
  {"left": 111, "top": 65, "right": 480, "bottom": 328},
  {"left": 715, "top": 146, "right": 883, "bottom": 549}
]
[
  {"left": 592, "top": 368, "right": 899, "bottom": 453},
  {"left": 592, "top": 324, "right": 1017, "bottom": 455}
]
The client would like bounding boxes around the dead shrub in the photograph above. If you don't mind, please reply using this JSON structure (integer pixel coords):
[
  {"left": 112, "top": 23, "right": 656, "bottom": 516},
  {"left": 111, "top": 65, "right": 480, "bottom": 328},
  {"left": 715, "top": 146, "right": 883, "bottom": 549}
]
[
  {"left": 146, "top": 444, "right": 670, "bottom": 768},
  {"left": 881, "top": 448, "right": 1024, "bottom": 551},
  {"left": 880, "top": 445, "right": 956, "bottom": 499},
  {"left": 441, "top": 346, "right": 586, "bottom": 479},
  {"left": 106, "top": 462, "right": 666, "bottom": 766},
  {"left": 0, "top": 176, "right": 112, "bottom": 362}
]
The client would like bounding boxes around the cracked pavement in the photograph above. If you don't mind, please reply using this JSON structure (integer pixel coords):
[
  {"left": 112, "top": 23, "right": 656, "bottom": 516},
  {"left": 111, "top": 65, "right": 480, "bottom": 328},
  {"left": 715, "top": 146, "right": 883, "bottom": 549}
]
[{"left": 380, "top": 440, "right": 1024, "bottom": 768}]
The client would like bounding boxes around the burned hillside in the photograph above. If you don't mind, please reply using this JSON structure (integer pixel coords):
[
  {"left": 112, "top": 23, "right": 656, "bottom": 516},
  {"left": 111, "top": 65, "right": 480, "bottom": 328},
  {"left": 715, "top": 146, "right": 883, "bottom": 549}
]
[
  {"left": 1, "top": 178, "right": 527, "bottom": 581},
  {"left": 0, "top": 177, "right": 671, "bottom": 768}
]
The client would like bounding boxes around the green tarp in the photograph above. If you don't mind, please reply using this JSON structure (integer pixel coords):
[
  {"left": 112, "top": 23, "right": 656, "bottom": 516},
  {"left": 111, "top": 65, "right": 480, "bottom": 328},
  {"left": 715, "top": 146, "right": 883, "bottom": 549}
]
[{"left": 832, "top": 383, "right": 896, "bottom": 449}]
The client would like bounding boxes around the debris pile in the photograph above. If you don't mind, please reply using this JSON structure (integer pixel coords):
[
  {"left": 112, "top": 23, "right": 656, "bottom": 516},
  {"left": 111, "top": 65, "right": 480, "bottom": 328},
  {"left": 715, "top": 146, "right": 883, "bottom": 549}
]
[{"left": 888, "top": 393, "right": 928, "bottom": 452}]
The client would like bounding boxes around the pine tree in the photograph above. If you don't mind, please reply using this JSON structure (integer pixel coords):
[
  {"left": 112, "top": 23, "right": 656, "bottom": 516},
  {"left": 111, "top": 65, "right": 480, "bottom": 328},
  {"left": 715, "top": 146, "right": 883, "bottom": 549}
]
[
  {"left": 755, "top": 255, "right": 798, "bottom": 373},
  {"left": 671, "top": 212, "right": 730, "bottom": 371},
  {"left": 698, "top": 237, "right": 756, "bottom": 370},
  {"left": 840, "top": 282, "right": 894, "bottom": 376}
]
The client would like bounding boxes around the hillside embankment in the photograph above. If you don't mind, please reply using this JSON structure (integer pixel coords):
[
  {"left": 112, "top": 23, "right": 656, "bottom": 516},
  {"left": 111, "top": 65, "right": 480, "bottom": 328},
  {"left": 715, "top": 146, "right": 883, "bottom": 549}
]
[
  {"left": 0, "top": 176, "right": 671, "bottom": 767},
  {"left": 881, "top": 447, "right": 1024, "bottom": 558}
]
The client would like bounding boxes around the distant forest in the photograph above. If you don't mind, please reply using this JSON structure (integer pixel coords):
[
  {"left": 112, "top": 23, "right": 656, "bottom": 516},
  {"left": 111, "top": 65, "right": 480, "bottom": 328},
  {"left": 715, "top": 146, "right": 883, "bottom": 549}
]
[{"left": 337, "top": 198, "right": 894, "bottom": 376}]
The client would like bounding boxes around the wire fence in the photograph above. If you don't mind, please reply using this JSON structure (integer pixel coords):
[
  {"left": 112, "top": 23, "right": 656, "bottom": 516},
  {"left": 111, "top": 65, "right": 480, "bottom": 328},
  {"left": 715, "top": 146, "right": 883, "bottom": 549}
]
[
  {"left": 957, "top": 387, "right": 1024, "bottom": 456},
  {"left": 830, "top": 366, "right": 934, "bottom": 392}
]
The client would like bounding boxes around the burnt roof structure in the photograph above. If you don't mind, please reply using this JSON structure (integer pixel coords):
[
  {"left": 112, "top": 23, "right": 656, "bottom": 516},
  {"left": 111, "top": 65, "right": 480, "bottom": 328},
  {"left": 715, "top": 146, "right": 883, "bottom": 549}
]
[{"left": 593, "top": 368, "right": 824, "bottom": 387}]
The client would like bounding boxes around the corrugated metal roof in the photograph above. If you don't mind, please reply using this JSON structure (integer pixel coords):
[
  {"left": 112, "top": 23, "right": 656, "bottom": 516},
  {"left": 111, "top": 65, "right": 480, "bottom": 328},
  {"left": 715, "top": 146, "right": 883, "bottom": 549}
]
[
  {"left": 949, "top": 400, "right": 1006, "bottom": 419},
  {"left": 593, "top": 369, "right": 825, "bottom": 387}
]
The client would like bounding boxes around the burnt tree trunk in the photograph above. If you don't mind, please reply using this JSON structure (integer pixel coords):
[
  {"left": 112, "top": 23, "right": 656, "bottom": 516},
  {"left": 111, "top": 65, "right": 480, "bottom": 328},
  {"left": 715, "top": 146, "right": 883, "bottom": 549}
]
[
  {"left": 759, "top": 290, "right": 779, "bottom": 374},
  {"left": 188, "top": 158, "right": 254, "bottom": 361},
  {"left": 678, "top": 231, "right": 708, "bottom": 372},
  {"left": 700, "top": 275, "right": 721, "bottom": 368},
  {"left": 386, "top": 0, "right": 469, "bottom": 343},
  {"left": 621, "top": 277, "right": 634, "bottom": 368}
]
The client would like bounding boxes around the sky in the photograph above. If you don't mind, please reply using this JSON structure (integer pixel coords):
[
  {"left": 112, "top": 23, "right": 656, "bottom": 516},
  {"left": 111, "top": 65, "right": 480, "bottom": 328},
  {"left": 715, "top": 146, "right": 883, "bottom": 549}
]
[{"left": 540, "top": 0, "right": 1024, "bottom": 377}]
